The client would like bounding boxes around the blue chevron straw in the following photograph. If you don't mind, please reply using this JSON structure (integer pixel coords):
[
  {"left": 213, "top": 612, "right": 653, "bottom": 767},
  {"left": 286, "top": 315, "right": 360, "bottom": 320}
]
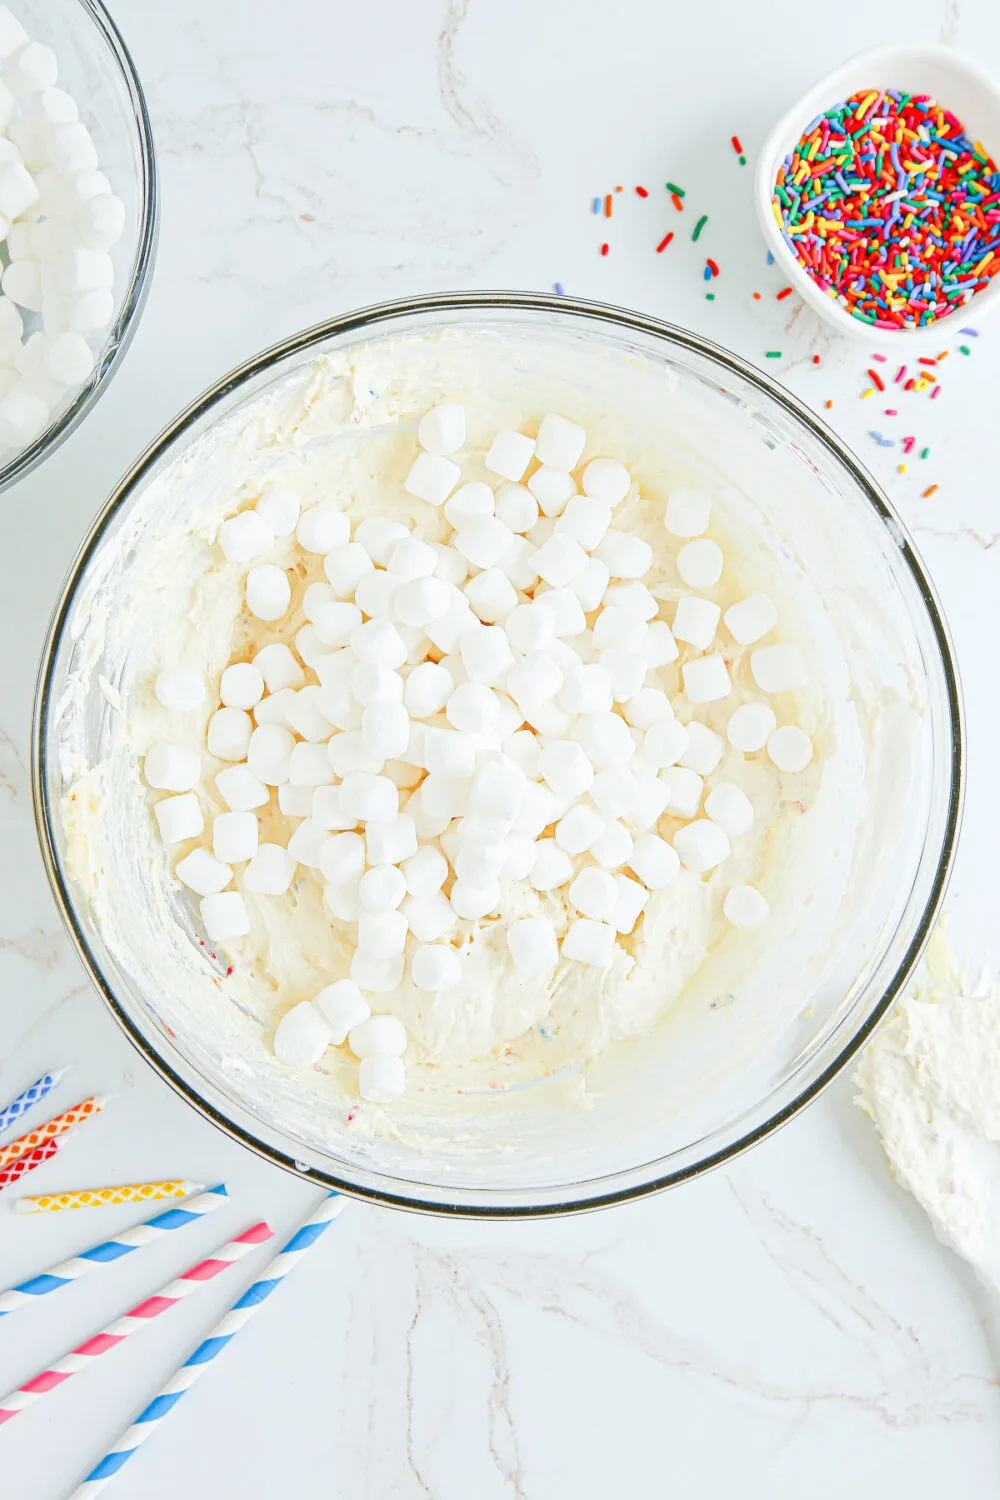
[
  {"left": 70, "top": 1194, "right": 344, "bottom": 1497},
  {"left": 0, "top": 1068, "right": 70, "bottom": 1136},
  {"left": 0, "top": 1186, "right": 229, "bottom": 1316}
]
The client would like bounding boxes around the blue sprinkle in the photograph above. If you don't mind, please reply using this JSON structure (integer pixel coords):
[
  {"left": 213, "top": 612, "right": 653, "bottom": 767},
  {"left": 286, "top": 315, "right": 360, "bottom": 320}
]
[
  {"left": 592, "top": 198, "right": 600, "bottom": 215},
  {"left": 554, "top": 282, "right": 565, "bottom": 296},
  {"left": 961, "top": 326, "right": 980, "bottom": 335},
  {"left": 766, "top": 250, "right": 774, "bottom": 265},
  {"left": 703, "top": 265, "right": 712, "bottom": 281}
]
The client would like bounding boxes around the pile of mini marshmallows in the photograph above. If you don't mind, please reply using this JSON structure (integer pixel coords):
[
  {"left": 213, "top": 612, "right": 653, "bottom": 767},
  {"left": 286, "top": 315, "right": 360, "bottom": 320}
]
[
  {"left": 146, "top": 405, "right": 813, "bottom": 1104},
  {"left": 0, "top": 7, "right": 125, "bottom": 452}
]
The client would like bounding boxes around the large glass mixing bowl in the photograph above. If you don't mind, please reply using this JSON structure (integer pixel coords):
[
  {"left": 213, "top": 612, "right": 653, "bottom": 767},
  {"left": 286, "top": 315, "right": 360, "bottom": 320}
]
[{"left": 32, "top": 293, "right": 962, "bottom": 1217}]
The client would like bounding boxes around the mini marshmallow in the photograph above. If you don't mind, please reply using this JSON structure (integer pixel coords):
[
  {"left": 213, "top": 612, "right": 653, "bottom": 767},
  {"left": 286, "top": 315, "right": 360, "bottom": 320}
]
[
  {"left": 592, "top": 605, "right": 642, "bottom": 652},
  {"left": 318, "top": 831, "right": 365, "bottom": 886},
  {"left": 349, "top": 1012, "right": 408, "bottom": 1059},
  {"left": 362, "top": 701, "right": 410, "bottom": 760},
  {"left": 243, "top": 843, "right": 296, "bottom": 895},
  {"left": 725, "top": 592, "right": 777, "bottom": 646},
  {"left": 424, "top": 726, "right": 476, "bottom": 780},
  {"left": 767, "top": 725, "right": 813, "bottom": 772},
  {"left": 350, "top": 951, "right": 404, "bottom": 993},
  {"left": 144, "top": 744, "right": 200, "bottom": 793},
  {"left": 311, "top": 785, "right": 357, "bottom": 829},
  {"left": 590, "top": 767, "right": 639, "bottom": 818},
  {"left": 665, "top": 488, "right": 711, "bottom": 537},
  {"left": 254, "top": 644, "right": 304, "bottom": 693},
  {"left": 247, "top": 724, "right": 295, "bottom": 784},
  {"left": 273, "top": 1001, "right": 330, "bottom": 1067},
  {"left": 418, "top": 401, "right": 465, "bottom": 456},
  {"left": 286, "top": 686, "right": 332, "bottom": 742},
  {"left": 556, "top": 495, "right": 612, "bottom": 552},
  {"left": 313, "top": 601, "right": 363, "bottom": 648},
  {"left": 359, "top": 863, "right": 407, "bottom": 914},
  {"left": 0, "top": 387, "right": 45, "bottom": 445},
  {"left": 352, "top": 521, "right": 406, "bottom": 569},
  {"left": 590, "top": 818, "right": 634, "bottom": 869},
  {"left": 0, "top": 160, "right": 37, "bottom": 218},
  {"left": 724, "top": 884, "right": 770, "bottom": 930},
  {"left": 248, "top": 488, "right": 297, "bottom": 538},
  {"left": 404, "top": 661, "right": 453, "bottom": 719},
  {"left": 677, "top": 538, "right": 724, "bottom": 589},
  {"left": 53, "top": 247, "right": 114, "bottom": 294},
  {"left": 48, "top": 121, "right": 99, "bottom": 174},
  {"left": 154, "top": 792, "right": 203, "bottom": 845},
  {"left": 215, "top": 764, "right": 269, "bottom": 811},
  {"left": 581, "top": 457, "right": 631, "bottom": 507},
  {"left": 314, "top": 979, "right": 371, "bottom": 1044},
  {"left": 540, "top": 587, "right": 587, "bottom": 638},
  {"left": 351, "top": 618, "right": 407, "bottom": 668},
  {"left": 559, "top": 663, "right": 612, "bottom": 716},
  {"left": 421, "top": 775, "right": 470, "bottom": 821},
  {"left": 602, "top": 581, "right": 656, "bottom": 619},
  {"left": 562, "top": 918, "right": 616, "bottom": 966},
  {"left": 449, "top": 879, "right": 501, "bottom": 920},
  {"left": 569, "top": 867, "right": 619, "bottom": 921},
  {"left": 535, "top": 413, "right": 585, "bottom": 470},
  {"left": 528, "top": 465, "right": 576, "bottom": 517},
  {"left": 359, "top": 1055, "right": 406, "bottom": 1102},
  {"left": 678, "top": 721, "right": 724, "bottom": 776},
  {"left": 207, "top": 708, "right": 253, "bottom": 762},
  {"left": 1, "top": 259, "right": 41, "bottom": 311},
  {"left": 598, "top": 648, "right": 645, "bottom": 702},
  {"left": 536, "top": 741, "right": 591, "bottom": 803},
  {"left": 405, "top": 450, "right": 461, "bottom": 505},
  {"left": 212, "top": 811, "right": 258, "bottom": 864},
  {"left": 629, "top": 833, "right": 680, "bottom": 890},
  {"left": 555, "top": 803, "right": 604, "bottom": 854},
  {"left": 339, "top": 771, "right": 399, "bottom": 822},
  {"left": 505, "top": 602, "right": 556, "bottom": 655},
  {"left": 751, "top": 645, "right": 808, "bottom": 694},
  {"left": 465, "top": 567, "right": 518, "bottom": 624},
  {"left": 673, "top": 819, "right": 731, "bottom": 873},
  {"left": 351, "top": 662, "right": 403, "bottom": 705},
  {"left": 220, "top": 662, "right": 264, "bottom": 709},
  {"left": 175, "top": 848, "right": 233, "bottom": 897},
  {"left": 325, "top": 543, "right": 374, "bottom": 597},
  {"left": 572, "top": 712, "right": 634, "bottom": 767},
  {"left": 356, "top": 910, "right": 409, "bottom": 958},
  {"left": 661, "top": 765, "right": 703, "bottom": 818},
  {"left": 0, "top": 10, "right": 28, "bottom": 58},
  {"left": 42, "top": 331, "right": 94, "bottom": 384},
  {"left": 445, "top": 481, "right": 494, "bottom": 527},
  {"left": 505, "top": 916, "right": 558, "bottom": 976},
  {"left": 388, "top": 535, "right": 438, "bottom": 582},
  {"left": 288, "top": 821, "right": 330, "bottom": 869},
  {"left": 494, "top": 482, "right": 538, "bottom": 534},
  {"left": 459, "top": 812, "right": 513, "bottom": 846},
  {"left": 454, "top": 516, "right": 515, "bottom": 571},
  {"left": 501, "top": 835, "right": 537, "bottom": 880},
  {"left": 529, "top": 838, "right": 574, "bottom": 890},
  {"left": 424, "top": 603, "right": 480, "bottom": 655},
  {"left": 289, "top": 742, "right": 336, "bottom": 786},
  {"left": 485, "top": 428, "right": 535, "bottom": 482},
  {"left": 327, "top": 730, "right": 381, "bottom": 778},
  {"left": 681, "top": 655, "right": 732, "bottom": 704},
  {"left": 403, "top": 890, "right": 457, "bottom": 941},
  {"left": 643, "top": 717, "right": 689, "bottom": 768},
  {"left": 354, "top": 570, "right": 397, "bottom": 620},
  {"left": 401, "top": 844, "right": 449, "bottom": 897},
  {"left": 394, "top": 576, "right": 452, "bottom": 628},
  {"left": 508, "top": 653, "right": 564, "bottom": 715},
  {"left": 66, "top": 287, "right": 114, "bottom": 331},
  {"left": 460, "top": 625, "right": 514, "bottom": 685},
  {"left": 705, "top": 782, "right": 754, "bottom": 836},
  {"left": 280, "top": 783, "right": 317, "bottom": 818},
  {"left": 727, "top": 701, "right": 777, "bottom": 753},
  {"left": 534, "top": 533, "right": 589, "bottom": 587},
  {"left": 624, "top": 688, "right": 672, "bottom": 730},
  {"left": 246, "top": 564, "right": 290, "bottom": 622},
  {"left": 596, "top": 530, "right": 652, "bottom": 580},
  {"left": 612, "top": 873, "right": 649, "bottom": 935},
  {"left": 200, "top": 890, "right": 250, "bottom": 942},
  {"left": 454, "top": 840, "right": 506, "bottom": 886},
  {"left": 412, "top": 943, "right": 463, "bottom": 991},
  {"left": 296, "top": 507, "right": 350, "bottom": 553},
  {"left": 673, "top": 596, "right": 720, "bottom": 650},
  {"left": 626, "top": 772, "right": 671, "bottom": 833},
  {"left": 470, "top": 754, "right": 525, "bottom": 820},
  {"left": 571, "top": 556, "right": 611, "bottom": 611},
  {"left": 503, "top": 729, "right": 540, "bottom": 778},
  {"left": 443, "top": 683, "right": 496, "bottom": 737}
]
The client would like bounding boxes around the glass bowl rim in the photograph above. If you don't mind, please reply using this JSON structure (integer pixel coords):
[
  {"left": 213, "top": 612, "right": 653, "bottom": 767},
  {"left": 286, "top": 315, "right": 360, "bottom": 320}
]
[
  {"left": 30, "top": 289, "right": 965, "bottom": 1218},
  {"left": 0, "top": 0, "right": 159, "bottom": 495}
]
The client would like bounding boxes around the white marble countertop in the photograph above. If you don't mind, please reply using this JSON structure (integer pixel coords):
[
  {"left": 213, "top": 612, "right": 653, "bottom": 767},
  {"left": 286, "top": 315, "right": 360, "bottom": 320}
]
[{"left": 2, "top": 0, "right": 1000, "bottom": 1493}]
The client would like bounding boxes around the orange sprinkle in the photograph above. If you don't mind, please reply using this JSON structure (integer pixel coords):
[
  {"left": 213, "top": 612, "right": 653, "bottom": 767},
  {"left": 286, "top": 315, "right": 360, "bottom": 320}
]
[
  {"left": 671, "top": 192, "right": 684, "bottom": 212},
  {"left": 615, "top": 184, "right": 623, "bottom": 192},
  {"left": 605, "top": 194, "right": 613, "bottom": 218},
  {"left": 824, "top": 400, "right": 833, "bottom": 409},
  {"left": 922, "top": 484, "right": 939, "bottom": 498},
  {"left": 752, "top": 291, "right": 761, "bottom": 300}
]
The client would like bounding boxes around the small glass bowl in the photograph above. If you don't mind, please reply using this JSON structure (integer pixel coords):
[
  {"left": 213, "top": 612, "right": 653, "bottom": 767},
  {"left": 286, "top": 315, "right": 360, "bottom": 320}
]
[
  {"left": 0, "top": 0, "right": 157, "bottom": 491},
  {"left": 33, "top": 293, "right": 963, "bottom": 1217}
]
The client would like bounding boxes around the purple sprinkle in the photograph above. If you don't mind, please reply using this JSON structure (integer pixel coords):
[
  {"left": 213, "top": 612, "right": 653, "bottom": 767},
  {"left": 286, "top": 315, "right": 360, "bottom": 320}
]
[{"left": 960, "top": 326, "right": 980, "bottom": 335}]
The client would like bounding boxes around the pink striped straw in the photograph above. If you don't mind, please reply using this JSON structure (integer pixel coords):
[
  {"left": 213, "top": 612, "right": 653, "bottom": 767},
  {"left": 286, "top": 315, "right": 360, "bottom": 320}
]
[{"left": 0, "top": 1220, "right": 273, "bottom": 1424}]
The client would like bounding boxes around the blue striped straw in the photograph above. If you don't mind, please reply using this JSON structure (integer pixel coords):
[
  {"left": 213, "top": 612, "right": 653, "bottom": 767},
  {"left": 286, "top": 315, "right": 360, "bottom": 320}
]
[
  {"left": 0, "top": 1186, "right": 229, "bottom": 1317},
  {"left": 0, "top": 1068, "right": 70, "bottom": 1136},
  {"left": 70, "top": 1194, "right": 344, "bottom": 1497}
]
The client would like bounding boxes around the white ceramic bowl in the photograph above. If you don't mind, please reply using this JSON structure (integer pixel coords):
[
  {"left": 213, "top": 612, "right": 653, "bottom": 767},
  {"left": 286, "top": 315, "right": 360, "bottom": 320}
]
[{"left": 754, "top": 45, "right": 1000, "bottom": 347}]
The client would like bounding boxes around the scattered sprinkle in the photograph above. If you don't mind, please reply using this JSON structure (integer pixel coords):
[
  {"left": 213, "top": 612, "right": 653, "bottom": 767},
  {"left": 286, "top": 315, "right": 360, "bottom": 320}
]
[
  {"left": 592, "top": 198, "right": 601, "bottom": 215},
  {"left": 656, "top": 232, "right": 674, "bottom": 253},
  {"left": 635, "top": 185, "right": 649, "bottom": 198},
  {"left": 895, "top": 365, "right": 907, "bottom": 383},
  {"left": 921, "top": 446, "right": 930, "bottom": 458},
  {"left": 903, "top": 436, "right": 916, "bottom": 452},
  {"left": 868, "top": 367, "right": 886, "bottom": 391},
  {"left": 731, "top": 134, "right": 747, "bottom": 165},
  {"left": 554, "top": 282, "right": 566, "bottom": 296},
  {"left": 931, "top": 384, "right": 942, "bottom": 398},
  {"left": 923, "top": 484, "right": 939, "bottom": 497},
  {"left": 870, "top": 430, "right": 895, "bottom": 447},
  {"left": 825, "top": 399, "right": 833, "bottom": 408},
  {"left": 605, "top": 193, "right": 613, "bottom": 219},
  {"left": 918, "top": 357, "right": 937, "bottom": 367},
  {"left": 898, "top": 464, "right": 907, "bottom": 473},
  {"left": 765, "top": 350, "right": 782, "bottom": 358},
  {"left": 666, "top": 181, "right": 686, "bottom": 197},
  {"left": 884, "top": 407, "right": 898, "bottom": 415},
  {"left": 812, "top": 354, "right": 821, "bottom": 363},
  {"left": 861, "top": 387, "right": 875, "bottom": 398},
  {"left": 766, "top": 251, "right": 774, "bottom": 266},
  {"left": 600, "top": 242, "right": 609, "bottom": 257},
  {"left": 776, "top": 286, "right": 793, "bottom": 301},
  {"left": 706, "top": 257, "right": 719, "bottom": 277},
  {"left": 872, "top": 353, "right": 887, "bottom": 363},
  {"left": 692, "top": 214, "right": 708, "bottom": 241},
  {"left": 671, "top": 192, "right": 684, "bottom": 212},
  {"left": 961, "top": 326, "right": 979, "bottom": 335},
  {"left": 960, "top": 343, "right": 971, "bottom": 353},
  {"left": 706, "top": 292, "right": 716, "bottom": 300},
  {"left": 752, "top": 291, "right": 761, "bottom": 300}
]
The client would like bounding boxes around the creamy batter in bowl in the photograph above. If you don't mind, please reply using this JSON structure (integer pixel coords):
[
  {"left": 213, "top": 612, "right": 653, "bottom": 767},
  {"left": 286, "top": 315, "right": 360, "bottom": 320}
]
[{"left": 32, "top": 294, "right": 962, "bottom": 1215}]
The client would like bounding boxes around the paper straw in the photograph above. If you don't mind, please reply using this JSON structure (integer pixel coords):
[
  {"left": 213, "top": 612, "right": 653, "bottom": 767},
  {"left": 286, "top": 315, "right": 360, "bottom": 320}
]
[
  {"left": 0, "top": 1219, "right": 274, "bottom": 1425},
  {"left": 0, "top": 1068, "right": 70, "bottom": 1136},
  {"left": 16, "top": 1179, "right": 205, "bottom": 1215},
  {"left": 0, "top": 1095, "right": 108, "bottom": 1172},
  {"left": 0, "top": 1186, "right": 229, "bottom": 1317},
  {"left": 71, "top": 1195, "right": 344, "bottom": 1496},
  {"left": 0, "top": 1134, "right": 68, "bottom": 1191}
]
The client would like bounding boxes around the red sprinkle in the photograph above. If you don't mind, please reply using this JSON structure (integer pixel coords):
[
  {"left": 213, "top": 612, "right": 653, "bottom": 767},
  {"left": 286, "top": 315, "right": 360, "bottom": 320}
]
[
  {"left": 731, "top": 135, "right": 744, "bottom": 155},
  {"left": 656, "top": 232, "right": 674, "bottom": 253},
  {"left": 670, "top": 192, "right": 684, "bottom": 212},
  {"left": 635, "top": 185, "right": 649, "bottom": 198},
  {"left": 706, "top": 257, "right": 720, "bottom": 276},
  {"left": 812, "top": 354, "right": 821, "bottom": 364},
  {"left": 867, "top": 367, "right": 886, "bottom": 391},
  {"left": 918, "top": 356, "right": 937, "bottom": 366},
  {"left": 776, "top": 286, "right": 793, "bottom": 301},
  {"left": 600, "top": 242, "right": 609, "bottom": 256},
  {"left": 904, "top": 378, "right": 916, "bottom": 391}
]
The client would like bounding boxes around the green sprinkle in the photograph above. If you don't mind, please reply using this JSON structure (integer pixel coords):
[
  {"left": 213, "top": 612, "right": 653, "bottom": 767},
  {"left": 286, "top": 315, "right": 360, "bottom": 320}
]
[
  {"left": 705, "top": 292, "right": 715, "bottom": 300},
  {"left": 738, "top": 154, "right": 746, "bottom": 166},
  {"left": 960, "top": 343, "right": 971, "bottom": 353},
  {"left": 692, "top": 214, "right": 708, "bottom": 241},
  {"left": 765, "top": 350, "right": 782, "bottom": 358},
  {"left": 920, "top": 447, "right": 930, "bottom": 459},
  {"left": 666, "top": 181, "right": 685, "bottom": 197}
]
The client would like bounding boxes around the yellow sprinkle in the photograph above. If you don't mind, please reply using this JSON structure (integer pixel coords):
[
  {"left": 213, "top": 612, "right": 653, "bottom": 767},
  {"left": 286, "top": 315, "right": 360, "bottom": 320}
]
[
  {"left": 861, "top": 388, "right": 875, "bottom": 399},
  {"left": 898, "top": 464, "right": 907, "bottom": 474}
]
